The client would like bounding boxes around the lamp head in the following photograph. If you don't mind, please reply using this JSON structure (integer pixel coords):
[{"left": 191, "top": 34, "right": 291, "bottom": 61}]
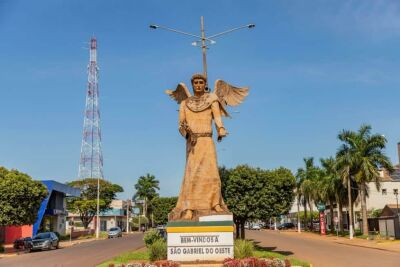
[
  {"left": 149, "top": 24, "right": 158, "bottom": 29},
  {"left": 247, "top": 24, "right": 256, "bottom": 29}
]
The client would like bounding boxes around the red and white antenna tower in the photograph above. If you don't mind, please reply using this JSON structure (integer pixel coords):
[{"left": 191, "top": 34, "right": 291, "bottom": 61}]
[{"left": 78, "top": 37, "right": 104, "bottom": 179}]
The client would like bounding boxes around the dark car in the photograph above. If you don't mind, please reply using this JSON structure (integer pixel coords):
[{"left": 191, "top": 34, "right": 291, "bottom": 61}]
[
  {"left": 156, "top": 225, "right": 167, "bottom": 240},
  {"left": 29, "top": 232, "right": 59, "bottom": 251},
  {"left": 13, "top": 237, "right": 32, "bottom": 250},
  {"left": 277, "top": 222, "right": 295, "bottom": 230}
]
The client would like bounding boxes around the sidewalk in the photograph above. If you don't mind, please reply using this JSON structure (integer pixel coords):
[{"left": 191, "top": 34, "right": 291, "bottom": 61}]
[
  {"left": 0, "top": 235, "right": 105, "bottom": 258},
  {"left": 278, "top": 230, "right": 400, "bottom": 253}
]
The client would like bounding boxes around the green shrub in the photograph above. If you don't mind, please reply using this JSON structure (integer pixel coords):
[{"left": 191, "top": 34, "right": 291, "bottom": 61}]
[
  {"left": 234, "top": 239, "right": 254, "bottom": 259},
  {"left": 143, "top": 229, "right": 162, "bottom": 248},
  {"left": 149, "top": 239, "right": 167, "bottom": 261},
  {"left": 99, "top": 231, "right": 108, "bottom": 238}
]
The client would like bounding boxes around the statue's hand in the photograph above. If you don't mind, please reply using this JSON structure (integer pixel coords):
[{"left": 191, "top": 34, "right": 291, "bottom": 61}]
[
  {"left": 179, "top": 125, "right": 187, "bottom": 138},
  {"left": 217, "top": 127, "right": 227, "bottom": 142},
  {"left": 179, "top": 121, "right": 192, "bottom": 139}
]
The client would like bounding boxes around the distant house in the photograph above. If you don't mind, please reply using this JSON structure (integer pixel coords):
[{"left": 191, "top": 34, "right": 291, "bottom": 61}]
[
  {"left": 378, "top": 204, "right": 400, "bottom": 239},
  {"left": 67, "top": 199, "right": 130, "bottom": 232}
]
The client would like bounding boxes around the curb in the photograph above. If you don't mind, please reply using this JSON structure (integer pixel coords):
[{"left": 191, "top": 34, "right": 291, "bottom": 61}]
[
  {"left": 334, "top": 241, "right": 400, "bottom": 253},
  {"left": 281, "top": 230, "right": 400, "bottom": 254}
]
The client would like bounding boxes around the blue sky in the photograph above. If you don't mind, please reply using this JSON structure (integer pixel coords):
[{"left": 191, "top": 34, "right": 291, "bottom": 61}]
[{"left": 1, "top": 0, "right": 400, "bottom": 199}]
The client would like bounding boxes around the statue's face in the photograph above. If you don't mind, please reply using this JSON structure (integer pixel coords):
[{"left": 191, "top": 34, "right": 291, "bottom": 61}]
[{"left": 192, "top": 78, "right": 206, "bottom": 95}]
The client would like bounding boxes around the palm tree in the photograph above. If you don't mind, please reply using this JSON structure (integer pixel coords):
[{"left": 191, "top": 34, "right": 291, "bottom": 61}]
[
  {"left": 337, "top": 125, "right": 393, "bottom": 235},
  {"left": 332, "top": 157, "right": 348, "bottom": 234},
  {"left": 133, "top": 173, "right": 160, "bottom": 222},
  {"left": 319, "top": 157, "right": 339, "bottom": 234},
  {"left": 295, "top": 186, "right": 302, "bottom": 232},
  {"left": 336, "top": 145, "right": 355, "bottom": 238},
  {"left": 296, "top": 157, "right": 320, "bottom": 231}
]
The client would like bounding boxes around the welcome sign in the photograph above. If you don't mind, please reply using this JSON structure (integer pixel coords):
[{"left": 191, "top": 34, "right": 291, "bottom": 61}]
[
  {"left": 168, "top": 232, "right": 234, "bottom": 261},
  {"left": 166, "top": 220, "right": 234, "bottom": 261}
]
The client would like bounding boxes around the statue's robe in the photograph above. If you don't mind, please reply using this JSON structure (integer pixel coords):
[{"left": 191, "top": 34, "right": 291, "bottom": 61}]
[{"left": 169, "top": 93, "right": 230, "bottom": 221}]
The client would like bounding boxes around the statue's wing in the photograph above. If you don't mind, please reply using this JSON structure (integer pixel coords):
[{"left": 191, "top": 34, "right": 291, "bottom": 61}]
[
  {"left": 213, "top": 80, "right": 249, "bottom": 107},
  {"left": 165, "top": 83, "right": 191, "bottom": 104}
]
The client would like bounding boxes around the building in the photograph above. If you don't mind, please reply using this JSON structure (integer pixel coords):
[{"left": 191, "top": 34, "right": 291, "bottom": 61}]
[
  {"left": 67, "top": 199, "right": 130, "bottom": 233},
  {"left": 1, "top": 180, "right": 80, "bottom": 244},
  {"left": 378, "top": 204, "right": 400, "bottom": 239}
]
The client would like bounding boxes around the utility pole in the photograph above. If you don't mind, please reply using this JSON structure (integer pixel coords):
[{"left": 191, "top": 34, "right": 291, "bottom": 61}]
[
  {"left": 395, "top": 189, "right": 399, "bottom": 218},
  {"left": 200, "top": 16, "right": 208, "bottom": 81},
  {"left": 297, "top": 199, "right": 301, "bottom": 233},
  {"left": 126, "top": 199, "right": 130, "bottom": 233},
  {"left": 348, "top": 176, "right": 354, "bottom": 240},
  {"left": 96, "top": 177, "right": 100, "bottom": 238},
  {"left": 138, "top": 214, "right": 141, "bottom": 232}
]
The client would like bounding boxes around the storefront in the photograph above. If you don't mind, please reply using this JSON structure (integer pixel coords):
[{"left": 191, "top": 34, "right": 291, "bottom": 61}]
[{"left": 2, "top": 180, "right": 80, "bottom": 244}]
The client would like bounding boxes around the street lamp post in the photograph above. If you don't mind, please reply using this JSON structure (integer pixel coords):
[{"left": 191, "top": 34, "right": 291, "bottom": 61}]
[
  {"left": 150, "top": 16, "right": 255, "bottom": 88},
  {"left": 126, "top": 199, "right": 130, "bottom": 233},
  {"left": 394, "top": 189, "right": 399, "bottom": 218},
  {"left": 96, "top": 177, "right": 100, "bottom": 239}
]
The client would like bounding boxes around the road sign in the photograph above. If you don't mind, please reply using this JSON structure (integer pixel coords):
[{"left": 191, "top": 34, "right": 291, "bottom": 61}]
[
  {"left": 317, "top": 203, "right": 326, "bottom": 212},
  {"left": 319, "top": 212, "right": 326, "bottom": 235}
]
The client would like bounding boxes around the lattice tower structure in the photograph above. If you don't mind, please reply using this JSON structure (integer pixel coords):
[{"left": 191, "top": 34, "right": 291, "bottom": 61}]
[{"left": 78, "top": 37, "right": 104, "bottom": 179}]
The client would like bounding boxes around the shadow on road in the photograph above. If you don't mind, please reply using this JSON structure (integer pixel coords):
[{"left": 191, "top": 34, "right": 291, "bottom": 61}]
[{"left": 249, "top": 239, "right": 294, "bottom": 256}]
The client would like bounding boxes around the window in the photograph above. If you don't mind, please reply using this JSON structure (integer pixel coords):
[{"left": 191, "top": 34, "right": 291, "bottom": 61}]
[
  {"left": 394, "top": 189, "right": 398, "bottom": 195},
  {"left": 382, "top": 189, "right": 387, "bottom": 195}
]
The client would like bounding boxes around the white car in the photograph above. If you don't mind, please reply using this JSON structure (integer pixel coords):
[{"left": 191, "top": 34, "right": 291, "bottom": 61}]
[{"left": 251, "top": 224, "right": 261, "bottom": 230}]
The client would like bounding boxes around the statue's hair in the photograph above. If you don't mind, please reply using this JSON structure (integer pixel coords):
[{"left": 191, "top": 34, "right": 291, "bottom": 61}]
[{"left": 191, "top": 73, "right": 207, "bottom": 84}]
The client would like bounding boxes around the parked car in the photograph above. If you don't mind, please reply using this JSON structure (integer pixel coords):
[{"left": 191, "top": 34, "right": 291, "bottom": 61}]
[
  {"left": 29, "top": 232, "right": 59, "bottom": 252},
  {"left": 108, "top": 227, "right": 122, "bottom": 238},
  {"left": 13, "top": 237, "right": 32, "bottom": 250},
  {"left": 277, "top": 222, "right": 295, "bottom": 230},
  {"left": 251, "top": 224, "right": 261, "bottom": 230}
]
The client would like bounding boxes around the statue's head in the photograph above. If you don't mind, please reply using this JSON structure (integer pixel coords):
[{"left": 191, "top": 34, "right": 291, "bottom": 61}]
[{"left": 191, "top": 73, "right": 207, "bottom": 95}]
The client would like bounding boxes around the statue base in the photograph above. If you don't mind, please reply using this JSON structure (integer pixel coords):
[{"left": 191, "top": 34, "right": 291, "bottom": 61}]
[{"left": 167, "top": 215, "right": 234, "bottom": 262}]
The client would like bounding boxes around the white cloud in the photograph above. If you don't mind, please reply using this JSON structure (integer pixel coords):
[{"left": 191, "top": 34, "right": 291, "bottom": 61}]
[{"left": 330, "top": 0, "right": 400, "bottom": 39}]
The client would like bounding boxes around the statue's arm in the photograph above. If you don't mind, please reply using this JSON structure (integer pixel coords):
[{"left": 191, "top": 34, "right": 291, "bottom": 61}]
[
  {"left": 211, "top": 101, "right": 227, "bottom": 141},
  {"left": 178, "top": 102, "right": 188, "bottom": 139}
]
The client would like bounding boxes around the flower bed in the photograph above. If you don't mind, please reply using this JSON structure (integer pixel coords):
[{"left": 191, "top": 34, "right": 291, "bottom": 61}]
[
  {"left": 223, "top": 257, "right": 291, "bottom": 267},
  {"left": 108, "top": 261, "right": 179, "bottom": 267}
]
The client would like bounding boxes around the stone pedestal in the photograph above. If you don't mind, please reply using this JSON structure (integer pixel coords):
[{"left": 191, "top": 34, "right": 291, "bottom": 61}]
[{"left": 167, "top": 215, "right": 234, "bottom": 262}]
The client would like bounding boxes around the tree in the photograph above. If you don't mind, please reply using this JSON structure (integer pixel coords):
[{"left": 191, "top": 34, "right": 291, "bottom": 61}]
[
  {"left": 133, "top": 174, "right": 160, "bottom": 222},
  {"left": 297, "top": 211, "right": 319, "bottom": 222},
  {"left": 319, "top": 157, "right": 340, "bottom": 234},
  {"left": 67, "top": 178, "right": 124, "bottom": 229},
  {"left": 337, "top": 125, "right": 393, "bottom": 235},
  {"left": 332, "top": 156, "right": 348, "bottom": 234},
  {"left": 296, "top": 158, "right": 321, "bottom": 230},
  {"left": 0, "top": 167, "right": 48, "bottom": 226},
  {"left": 131, "top": 215, "right": 149, "bottom": 230},
  {"left": 151, "top": 197, "right": 178, "bottom": 225},
  {"left": 221, "top": 165, "right": 295, "bottom": 239}
]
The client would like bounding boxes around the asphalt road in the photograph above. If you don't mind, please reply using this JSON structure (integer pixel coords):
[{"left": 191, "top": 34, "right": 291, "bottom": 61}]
[
  {"left": 246, "top": 230, "right": 400, "bottom": 267},
  {"left": 0, "top": 233, "right": 145, "bottom": 267}
]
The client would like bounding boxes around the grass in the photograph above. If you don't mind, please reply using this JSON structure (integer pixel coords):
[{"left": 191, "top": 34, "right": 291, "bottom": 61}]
[
  {"left": 253, "top": 247, "right": 310, "bottom": 267},
  {"left": 97, "top": 246, "right": 311, "bottom": 267},
  {"left": 97, "top": 248, "right": 148, "bottom": 267}
]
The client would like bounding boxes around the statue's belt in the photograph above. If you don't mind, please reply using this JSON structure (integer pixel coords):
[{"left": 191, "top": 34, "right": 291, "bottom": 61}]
[{"left": 189, "top": 132, "right": 212, "bottom": 147}]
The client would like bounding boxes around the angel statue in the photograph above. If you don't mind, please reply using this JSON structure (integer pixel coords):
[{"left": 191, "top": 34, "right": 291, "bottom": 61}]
[{"left": 166, "top": 73, "right": 249, "bottom": 221}]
